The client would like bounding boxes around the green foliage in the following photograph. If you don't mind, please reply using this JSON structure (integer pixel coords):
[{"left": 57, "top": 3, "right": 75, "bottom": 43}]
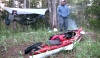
[
  {"left": 76, "top": 0, "right": 90, "bottom": 5},
  {"left": 75, "top": 35, "right": 100, "bottom": 58},
  {"left": 85, "top": 0, "right": 100, "bottom": 19},
  {"left": 30, "top": 0, "right": 41, "bottom": 8},
  {"left": 69, "top": 13, "right": 78, "bottom": 19},
  {"left": 0, "top": 28, "right": 55, "bottom": 47},
  {"left": 89, "top": 19, "right": 100, "bottom": 31},
  {"left": 67, "top": 0, "right": 75, "bottom": 5},
  {"left": 30, "top": 18, "right": 49, "bottom": 30},
  {"left": 30, "top": 11, "right": 49, "bottom": 30},
  {"left": 0, "top": 10, "right": 7, "bottom": 19},
  {"left": 86, "top": 4, "right": 100, "bottom": 19},
  {"left": 42, "top": 0, "right": 47, "bottom": 8},
  {"left": 84, "top": 0, "right": 100, "bottom": 31}
]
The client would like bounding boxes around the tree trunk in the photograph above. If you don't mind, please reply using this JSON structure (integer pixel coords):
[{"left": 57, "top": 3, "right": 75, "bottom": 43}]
[
  {"left": 29, "top": 0, "right": 30, "bottom": 8},
  {"left": 47, "top": 0, "right": 52, "bottom": 28},
  {"left": 11, "top": 0, "right": 17, "bottom": 31},
  {"left": 47, "top": 0, "right": 57, "bottom": 29},
  {"left": 52, "top": 0, "right": 57, "bottom": 28},
  {"left": 0, "top": 0, "right": 2, "bottom": 30},
  {"left": 13, "top": 0, "right": 15, "bottom": 7},
  {"left": 24, "top": 0, "right": 26, "bottom": 8},
  {"left": 17, "top": 0, "right": 19, "bottom": 8}
]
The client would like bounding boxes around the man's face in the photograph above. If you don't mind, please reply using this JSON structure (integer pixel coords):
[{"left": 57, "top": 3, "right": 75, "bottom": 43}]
[{"left": 61, "top": 1, "right": 66, "bottom": 5}]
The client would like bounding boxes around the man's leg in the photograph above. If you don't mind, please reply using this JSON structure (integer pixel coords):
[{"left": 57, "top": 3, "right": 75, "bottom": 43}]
[
  {"left": 58, "top": 17, "right": 64, "bottom": 31},
  {"left": 63, "top": 18, "right": 68, "bottom": 33}
]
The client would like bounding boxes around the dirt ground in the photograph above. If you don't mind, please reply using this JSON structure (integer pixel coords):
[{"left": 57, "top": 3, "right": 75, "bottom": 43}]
[
  {"left": 0, "top": 43, "right": 75, "bottom": 58},
  {"left": 0, "top": 32, "right": 99, "bottom": 58},
  {"left": 0, "top": 42, "right": 33, "bottom": 58}
]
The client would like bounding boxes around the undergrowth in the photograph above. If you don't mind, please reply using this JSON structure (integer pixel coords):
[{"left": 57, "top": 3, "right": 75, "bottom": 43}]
[{"left": 75, "top": 35, "right": 100, "bottom": 58}]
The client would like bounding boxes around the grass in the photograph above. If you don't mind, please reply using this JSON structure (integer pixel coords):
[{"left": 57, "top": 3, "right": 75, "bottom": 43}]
[
  {"left": 0, "top": 28, "right": 56, "bottom": 49},
  {"left": 0, "top": 28, "right": 100, "bottom": 58},
  {"left": 75, "top": 35, "right": 100, "bottom": 58}
]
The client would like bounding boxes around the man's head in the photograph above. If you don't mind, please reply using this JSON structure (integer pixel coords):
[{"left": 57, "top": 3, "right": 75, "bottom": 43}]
[{"left": 61, "top": 0, "right": 66, "bottom": 6}]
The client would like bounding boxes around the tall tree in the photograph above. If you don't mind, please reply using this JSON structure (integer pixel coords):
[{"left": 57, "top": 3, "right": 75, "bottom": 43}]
[
  {"left": 29, "top": 0, "right": 30, "bottom": 8},
  {"left": 47, "top": 0, "right": 58, "bottom": 29},
  {"left": 24, "top": 0, "right": 26, "bottom": 8}
]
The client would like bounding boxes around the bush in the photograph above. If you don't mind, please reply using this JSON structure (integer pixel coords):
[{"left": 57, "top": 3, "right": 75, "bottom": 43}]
[
  {"left": 30, "top": 18, "right": 49, "bottom": 30},
  {"left": 89, "top": 19, "right": 100, "bottom": 31}
]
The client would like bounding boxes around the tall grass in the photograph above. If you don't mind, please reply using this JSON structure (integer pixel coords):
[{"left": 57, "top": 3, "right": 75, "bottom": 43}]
[
  {"left": 0, "top": 28, "right": 55, "bottom": 47},
  {"left": 75, "top": 35, "right": 100, "bottom": 58},
  {"left": 0, "top": 36, "right": 7, "bottom": 51}
]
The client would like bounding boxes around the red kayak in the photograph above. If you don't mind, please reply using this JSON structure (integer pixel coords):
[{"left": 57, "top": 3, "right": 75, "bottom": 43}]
[{"left": 25, "top": 27, "right": 83, "bottom": 58}]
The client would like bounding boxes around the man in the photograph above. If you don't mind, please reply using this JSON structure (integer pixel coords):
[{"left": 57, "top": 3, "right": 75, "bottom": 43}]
[{"left": 57, "top": 0, "right": 70, "bottom": 32}]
